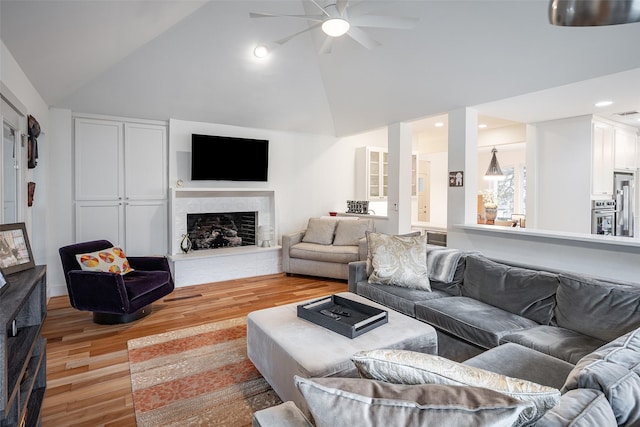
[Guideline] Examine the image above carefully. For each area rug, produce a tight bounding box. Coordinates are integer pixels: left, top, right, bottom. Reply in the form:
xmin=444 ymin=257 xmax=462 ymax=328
xmin=127 ymin=317 xmax=282 ymax=426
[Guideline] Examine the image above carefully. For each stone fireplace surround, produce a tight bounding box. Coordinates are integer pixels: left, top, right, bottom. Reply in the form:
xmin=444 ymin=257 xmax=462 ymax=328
xmin=169 ymin=188 xmax=280 ymax=287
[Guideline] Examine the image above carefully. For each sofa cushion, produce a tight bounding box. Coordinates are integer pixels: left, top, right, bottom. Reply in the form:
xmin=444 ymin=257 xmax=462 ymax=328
xmin=252 ymin=401 xmax=313 ymax=427
xmin=351 ymin=349 xmax=560 ymax=426
xmin=555 ymin=273 xmax=640 ymax=342
xmin=427 ymin=246 xmax=466 ymax=296
xmin=123 ymin=270 xmax=172 ymax=301
xmin=355 ymin=281 xmax=450 ymax=317
xmin=562 ymin=327 xmax=640 ymax=426
xmin=367 ymin=232 xmax=430 ymax=290
xmin=462 ymin=255 xmax=559 ymax=325
xmin=536 ymin=389 xmax=618 ymax=427
xmin=464 ymin=343 xmax=576 ymax=390
xmin=295 ymin=376 xmax=534 ymax=427
xmin=289 ymin=242 xmax=359 ymax=264
xmin=302 ymin=218 xmax=337 ymax=245
xmin=332 ymin=219 xmax=373 ymax=246
xmin=415 ymin=296 xmax=539 ymax=348
xmin=500 ymin=325 xmax=606 ymax=364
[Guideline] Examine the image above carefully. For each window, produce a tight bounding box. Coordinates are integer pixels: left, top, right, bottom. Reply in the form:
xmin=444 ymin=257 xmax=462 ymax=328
xmin=494 ymin=164 xmax=526 ymax=220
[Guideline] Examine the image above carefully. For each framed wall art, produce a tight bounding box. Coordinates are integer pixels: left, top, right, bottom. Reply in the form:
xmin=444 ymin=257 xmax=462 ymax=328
xmin=0 ymin=222 xmax=35 ymax=275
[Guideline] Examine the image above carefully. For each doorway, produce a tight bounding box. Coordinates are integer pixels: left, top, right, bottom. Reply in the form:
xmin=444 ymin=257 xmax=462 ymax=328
xmin=418 ymin=160 xmax=431 ymax=222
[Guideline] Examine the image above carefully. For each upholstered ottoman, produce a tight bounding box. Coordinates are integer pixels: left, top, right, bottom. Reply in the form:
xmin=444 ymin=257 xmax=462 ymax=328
xmin=247 ymin=292 xmax=438 ymax=414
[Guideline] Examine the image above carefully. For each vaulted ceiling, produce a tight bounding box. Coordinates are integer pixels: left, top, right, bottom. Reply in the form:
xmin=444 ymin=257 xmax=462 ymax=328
xmin=2 ymin=0 xmax=640 ymax=136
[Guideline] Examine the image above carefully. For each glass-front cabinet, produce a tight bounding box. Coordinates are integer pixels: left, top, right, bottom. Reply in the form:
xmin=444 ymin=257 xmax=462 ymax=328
xmin=356 ymin=147 xmax=417 ymax=201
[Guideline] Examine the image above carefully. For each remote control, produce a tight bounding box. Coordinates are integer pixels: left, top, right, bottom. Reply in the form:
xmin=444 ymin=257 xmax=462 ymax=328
xmin=331 ymin=309 xmax=351 ymax=317
xmin=320 ymin=309 xmax=341 ymax=320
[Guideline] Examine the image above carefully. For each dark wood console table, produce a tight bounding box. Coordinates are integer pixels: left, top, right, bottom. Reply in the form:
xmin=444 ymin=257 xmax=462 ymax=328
xmin=1 ymin=266 xmax=47 ymax=427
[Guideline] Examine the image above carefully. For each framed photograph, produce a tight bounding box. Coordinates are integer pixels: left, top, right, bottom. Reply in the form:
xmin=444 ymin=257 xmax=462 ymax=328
xmin=0 ymin=222 xmax=35 ymax=275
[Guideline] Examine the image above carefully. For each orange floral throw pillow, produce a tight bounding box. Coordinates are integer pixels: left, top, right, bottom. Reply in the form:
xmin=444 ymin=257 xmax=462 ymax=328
xmin=75 ymin=247 xmax=134 ymax=275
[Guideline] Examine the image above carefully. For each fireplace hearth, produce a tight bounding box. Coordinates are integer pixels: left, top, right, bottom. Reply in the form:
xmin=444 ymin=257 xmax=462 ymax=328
xmin=186 ymin=212 xmax=257 ymax=250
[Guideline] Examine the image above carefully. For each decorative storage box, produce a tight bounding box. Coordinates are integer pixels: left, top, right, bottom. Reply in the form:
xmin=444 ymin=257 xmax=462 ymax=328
xmin=297 ymin=294 xmax=388 ymax=338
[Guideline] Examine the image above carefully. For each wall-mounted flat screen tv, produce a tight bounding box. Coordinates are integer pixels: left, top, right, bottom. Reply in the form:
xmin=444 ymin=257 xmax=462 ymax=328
xmin=191 ymin=134 xmax=269 ymax=181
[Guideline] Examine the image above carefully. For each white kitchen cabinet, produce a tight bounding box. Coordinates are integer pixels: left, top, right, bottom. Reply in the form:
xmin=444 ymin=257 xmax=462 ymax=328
xmin=591 ymin=121 xmax=614 ymax=196
xmin=74 ymin=116 xmax=168 ymax=255
xmin=614 ymin=127 xmax=638 ymax=171
xmin=356 ymin=147 xmax=417 ymax=200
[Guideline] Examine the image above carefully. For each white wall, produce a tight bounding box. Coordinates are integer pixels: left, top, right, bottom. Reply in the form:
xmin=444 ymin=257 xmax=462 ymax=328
xmin=46 ymin=108 xmax=74 ymax=297
xmin=1 ymin=41 xmax=50 ymax=284
xmin=534 ymin=116 xmax=592 ymax=233
xmin=419 ymin=151 xmax=448 ymax=227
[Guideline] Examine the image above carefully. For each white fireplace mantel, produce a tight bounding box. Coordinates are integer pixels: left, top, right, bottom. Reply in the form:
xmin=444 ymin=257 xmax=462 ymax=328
xmin=169 ymin=187 xmax=277 ymax=255
xmin=168 ymin=187 xmax=280 ymax=287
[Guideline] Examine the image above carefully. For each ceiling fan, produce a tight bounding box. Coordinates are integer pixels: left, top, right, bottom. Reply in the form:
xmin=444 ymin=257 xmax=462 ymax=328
xmin=250 ymin=0 xmax=419 ymax=54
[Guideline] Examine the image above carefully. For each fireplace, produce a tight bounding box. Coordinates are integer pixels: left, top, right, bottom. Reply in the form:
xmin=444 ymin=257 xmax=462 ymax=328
xmin=186 ymin=212 xmax=257 ymax=250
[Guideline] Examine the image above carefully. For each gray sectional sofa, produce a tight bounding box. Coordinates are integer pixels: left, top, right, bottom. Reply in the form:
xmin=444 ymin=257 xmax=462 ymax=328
xmin=254 ymin=243 xmax=640 ymax=426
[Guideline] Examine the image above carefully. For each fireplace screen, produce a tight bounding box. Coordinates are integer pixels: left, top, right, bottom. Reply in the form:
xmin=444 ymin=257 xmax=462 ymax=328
xmin=186 ymin=212 xmax=257 ymax=250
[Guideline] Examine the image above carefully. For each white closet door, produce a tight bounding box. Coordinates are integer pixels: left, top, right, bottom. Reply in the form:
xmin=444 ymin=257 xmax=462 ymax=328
xmin=124 ymin=123 xmax=167 ymax=200
xmin=75 ymin=119 xmax=123 ymax=200
xmin=124 ymin=200 xmax=167 ymax=256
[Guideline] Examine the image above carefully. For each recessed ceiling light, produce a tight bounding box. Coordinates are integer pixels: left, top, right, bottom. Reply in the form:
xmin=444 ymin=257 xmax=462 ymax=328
xmin=434 ymin=122 xmax=444 ymax=127
xmin=595 ymin=100 xmax=613 ymax=107
xmin=478 ymin=124 xmax=487 ymax=129
xmin=254 ymin=45 xmax=269 ymax=58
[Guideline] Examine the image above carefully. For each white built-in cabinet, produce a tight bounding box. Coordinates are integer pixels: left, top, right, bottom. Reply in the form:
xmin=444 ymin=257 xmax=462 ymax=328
xmin=591 ymin=120 xmax=614 ymax=196
xmin=74 ymin=117 xmax=168 ymax=256
xmin=356 ymin=147 xmax=417 ymax=200
xmin=614 ymin=127 xmax=638 ymax=171
xmin=591 ymin=118 xmax=639 ymax=196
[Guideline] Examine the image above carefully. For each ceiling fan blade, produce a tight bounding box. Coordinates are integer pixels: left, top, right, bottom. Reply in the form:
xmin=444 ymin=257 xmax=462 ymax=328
xmin=346 ymin=26 xmax=381 ymax=50
xmin=350 ymin=14 xmax=419 ymax=29
xmin=319 ymin=37 xmax=333 ymax=54
xmin=308 ymin=0 xmax=331 ymax=17
xmin=346 ymin=0 xmax=396 ymax=17
xmin=250 ymin=12 xmax=324 ymax=22
xmin=274 ymin=22 xmax=322 ymax=45
xmin=336 ymin=0 xmax=349 ymax=15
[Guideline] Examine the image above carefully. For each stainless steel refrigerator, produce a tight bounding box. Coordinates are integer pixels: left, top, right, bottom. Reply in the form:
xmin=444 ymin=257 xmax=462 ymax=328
xmin=614 ymin=172 xmax=635 ymax=237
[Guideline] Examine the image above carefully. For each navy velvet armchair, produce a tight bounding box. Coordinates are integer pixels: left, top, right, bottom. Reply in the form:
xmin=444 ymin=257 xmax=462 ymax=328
xmin=59 ymin=240 xmax=174 ymax=324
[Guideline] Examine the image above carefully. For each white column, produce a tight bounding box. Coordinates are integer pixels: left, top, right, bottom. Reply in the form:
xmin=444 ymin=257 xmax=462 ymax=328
xmin=447 ymin=108 xmax=478 ymax=230
xmin=525 ymin=124 xmax=537 ymax=228
xmin=387 ymin=122 xmax=413 ymax=234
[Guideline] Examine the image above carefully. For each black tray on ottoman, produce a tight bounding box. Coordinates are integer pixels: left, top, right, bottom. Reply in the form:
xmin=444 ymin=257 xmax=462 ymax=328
xmin=297 ymin=294 xmax=388 ymax=338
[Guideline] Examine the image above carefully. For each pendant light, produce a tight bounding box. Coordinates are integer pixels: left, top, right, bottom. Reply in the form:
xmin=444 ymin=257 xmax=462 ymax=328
xmin=549 ymin=0 xmax=640 ymax=26
xmin=484 ymin=147 xmax=505 ymax=180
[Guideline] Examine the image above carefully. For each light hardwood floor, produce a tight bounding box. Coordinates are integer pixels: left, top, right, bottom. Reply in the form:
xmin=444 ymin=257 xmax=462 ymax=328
xmin=41 ymin=273 xmax=347 ymax=426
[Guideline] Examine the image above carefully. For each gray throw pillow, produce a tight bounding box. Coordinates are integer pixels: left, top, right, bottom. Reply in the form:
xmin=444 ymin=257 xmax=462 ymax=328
xmin=365 ymin=231 xmax=421 ymax=276
xmin=295 ymin=376 xmax=534 ymax=427
xmin=352 ymin=349 xmax=560 ymax=426
xmin=366 ymin=232 xmax=430 ymax=291
xmin=301 ymin=218 xmax=337 ymax=245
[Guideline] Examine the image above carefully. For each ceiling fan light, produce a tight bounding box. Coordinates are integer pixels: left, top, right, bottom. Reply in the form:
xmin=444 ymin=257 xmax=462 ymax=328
xmin=253 ymin=45 xmax=269 ymax=58
xmin=322 ymin=18 xmax=350 ymax=37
